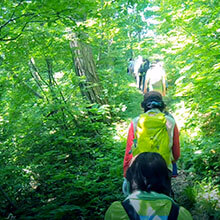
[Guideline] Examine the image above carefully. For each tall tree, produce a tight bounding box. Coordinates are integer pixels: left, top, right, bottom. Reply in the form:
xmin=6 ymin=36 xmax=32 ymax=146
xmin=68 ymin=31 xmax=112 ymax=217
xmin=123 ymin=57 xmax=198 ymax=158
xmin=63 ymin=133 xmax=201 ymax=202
xmin=70 ymin=32 xmax=107 ymax=105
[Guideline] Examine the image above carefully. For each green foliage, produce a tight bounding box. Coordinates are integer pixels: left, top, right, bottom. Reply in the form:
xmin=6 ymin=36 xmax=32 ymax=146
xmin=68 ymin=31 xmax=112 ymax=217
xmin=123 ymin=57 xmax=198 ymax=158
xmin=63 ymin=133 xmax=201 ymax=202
xmin=184 ymin=181 xmax=220 ymax=220
xmin=0 ymin=96 xmax=124 ymax=219
xmin=179 ymin=133 xmax=220 ymax=185
xmin=0 ymin=0 xmax=219 ymax=219
xmin=153 ymin=0 xmax=220 ymax=136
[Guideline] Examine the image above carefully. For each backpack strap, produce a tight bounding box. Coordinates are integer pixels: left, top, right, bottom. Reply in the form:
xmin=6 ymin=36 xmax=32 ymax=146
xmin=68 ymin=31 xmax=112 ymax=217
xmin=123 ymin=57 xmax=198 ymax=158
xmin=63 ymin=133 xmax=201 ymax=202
xmin=121 ymin=199 xmax=140 ymax=220
xmin=168 ymin=202 xmax=179 ymax=220
xmin=122 ymin=199 xmax=179 ymax=220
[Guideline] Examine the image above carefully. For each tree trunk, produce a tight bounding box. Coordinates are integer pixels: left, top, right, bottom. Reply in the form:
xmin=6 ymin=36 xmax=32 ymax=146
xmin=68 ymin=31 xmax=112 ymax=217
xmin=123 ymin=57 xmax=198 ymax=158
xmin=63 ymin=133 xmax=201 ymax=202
xmin=70 ymin=33 xmax=106 ymax=105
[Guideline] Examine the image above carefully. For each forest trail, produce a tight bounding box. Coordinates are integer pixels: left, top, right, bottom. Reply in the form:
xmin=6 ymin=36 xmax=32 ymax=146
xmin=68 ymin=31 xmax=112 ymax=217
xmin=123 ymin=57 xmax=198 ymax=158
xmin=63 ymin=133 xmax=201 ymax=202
xmin=115 ymin=77 xmax=219 ymax=220
xmin=1 ymin=1 xmax=219 ymax=219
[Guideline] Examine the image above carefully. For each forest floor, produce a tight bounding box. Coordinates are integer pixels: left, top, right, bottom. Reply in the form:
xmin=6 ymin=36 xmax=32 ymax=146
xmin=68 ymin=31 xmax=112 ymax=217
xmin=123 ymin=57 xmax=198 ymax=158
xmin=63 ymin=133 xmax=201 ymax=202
xmin=115 ymin=77 xmax=219 ymax=220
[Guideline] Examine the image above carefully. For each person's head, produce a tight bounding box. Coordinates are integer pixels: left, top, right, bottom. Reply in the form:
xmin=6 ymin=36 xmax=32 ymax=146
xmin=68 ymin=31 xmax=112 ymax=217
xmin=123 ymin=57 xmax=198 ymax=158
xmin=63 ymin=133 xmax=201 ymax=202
xmin=141 ymin=91 xmax=165 ymax=112
xmin=126 ymin=152 xmax=171 ymax=196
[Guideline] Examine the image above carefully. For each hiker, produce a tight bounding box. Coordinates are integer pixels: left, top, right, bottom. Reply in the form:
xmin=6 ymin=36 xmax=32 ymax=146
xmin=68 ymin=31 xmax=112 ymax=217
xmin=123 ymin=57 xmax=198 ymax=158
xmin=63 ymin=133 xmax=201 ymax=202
xmin=133 ymin=56 xmax=143 ymax=87
xmin=123 ymin=91 xmax=180 ymax=179
xmin=127 ymin=58 xmax=134 ymax=76
xmin=105 ymin=152 xmax=193 ymax=220
xmin=144 ymin=60 xmax=166 ymax=96
xmin=138 ymin=58 xmax=150 ymax=91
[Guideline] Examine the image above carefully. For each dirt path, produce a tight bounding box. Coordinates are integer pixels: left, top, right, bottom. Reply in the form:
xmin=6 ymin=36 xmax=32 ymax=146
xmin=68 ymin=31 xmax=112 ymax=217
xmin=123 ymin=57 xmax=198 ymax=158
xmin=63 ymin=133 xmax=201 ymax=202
xmin=172 ymin=170 xmax=208 ymax=220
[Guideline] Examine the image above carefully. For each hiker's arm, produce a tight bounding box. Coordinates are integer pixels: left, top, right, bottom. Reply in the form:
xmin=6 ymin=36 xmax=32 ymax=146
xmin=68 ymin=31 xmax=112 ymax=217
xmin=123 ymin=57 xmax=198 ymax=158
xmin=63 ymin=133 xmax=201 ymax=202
xmin=172 ymin=124 xmax=180 ymax=161
xmin=143 ymin=77 xmax=149 ymax=94
xmin=123 ymin=122 xmax=134 ymax=177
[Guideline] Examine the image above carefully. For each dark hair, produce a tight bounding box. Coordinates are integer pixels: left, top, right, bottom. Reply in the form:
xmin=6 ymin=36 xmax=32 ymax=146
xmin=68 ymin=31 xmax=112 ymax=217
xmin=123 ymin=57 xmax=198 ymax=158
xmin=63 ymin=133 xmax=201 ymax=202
xmin=126 ymin=152 xmax=171 ymax=196
xmin=141 ymin=91 xmax=166 ymax=112
xmin=143 ymin=58 xmax=149 ymax=62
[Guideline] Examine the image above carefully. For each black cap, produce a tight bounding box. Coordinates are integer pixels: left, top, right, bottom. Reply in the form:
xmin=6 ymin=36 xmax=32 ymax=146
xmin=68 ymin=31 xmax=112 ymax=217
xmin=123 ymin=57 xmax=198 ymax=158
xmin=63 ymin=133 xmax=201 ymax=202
xmin=141 ymin=91 xmax=164 ymax=111
xmin=143 ymin=91 xmax=162 ymax=103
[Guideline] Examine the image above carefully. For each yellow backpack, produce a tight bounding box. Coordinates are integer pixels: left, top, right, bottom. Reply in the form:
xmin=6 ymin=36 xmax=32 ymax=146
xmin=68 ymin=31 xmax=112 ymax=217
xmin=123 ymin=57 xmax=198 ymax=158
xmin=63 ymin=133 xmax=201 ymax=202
xmin=132 ymin=112 xmax=171 ymax=167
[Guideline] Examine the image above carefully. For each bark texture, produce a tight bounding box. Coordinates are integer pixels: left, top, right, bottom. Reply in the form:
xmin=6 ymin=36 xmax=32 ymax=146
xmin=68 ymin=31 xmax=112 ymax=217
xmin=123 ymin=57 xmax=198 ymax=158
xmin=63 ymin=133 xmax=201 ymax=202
xmin=70 ymin=33 xmax=106 ymax=105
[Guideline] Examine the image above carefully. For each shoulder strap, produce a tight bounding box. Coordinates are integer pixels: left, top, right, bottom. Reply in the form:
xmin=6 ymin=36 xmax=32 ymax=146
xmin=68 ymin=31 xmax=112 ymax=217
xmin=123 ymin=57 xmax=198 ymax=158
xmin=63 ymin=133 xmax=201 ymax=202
xmin=168 ymin=202 xmax=179 ymax=220
xmin=121 ymin=199 xmax=140 ymax=220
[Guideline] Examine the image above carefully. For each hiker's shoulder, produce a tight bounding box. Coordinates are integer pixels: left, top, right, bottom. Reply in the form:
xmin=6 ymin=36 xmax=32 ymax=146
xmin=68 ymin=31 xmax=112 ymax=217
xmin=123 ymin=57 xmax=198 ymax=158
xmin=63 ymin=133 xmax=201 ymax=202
xmin=132 ymin=116 xmax=140 ymax=124
xmin=105 ymin=201 xmax=128 ymax=220
xmin=164 ymin=111 xmax=176 ymax=123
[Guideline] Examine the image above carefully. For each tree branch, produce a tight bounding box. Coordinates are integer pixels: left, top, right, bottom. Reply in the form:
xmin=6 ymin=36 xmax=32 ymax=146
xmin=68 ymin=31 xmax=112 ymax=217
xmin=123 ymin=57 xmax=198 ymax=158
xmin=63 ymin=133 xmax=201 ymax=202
xmin=13 ymin=74 xmax=44 ymax=99
xmin=29 ymin=58 xmax=49 ymax=86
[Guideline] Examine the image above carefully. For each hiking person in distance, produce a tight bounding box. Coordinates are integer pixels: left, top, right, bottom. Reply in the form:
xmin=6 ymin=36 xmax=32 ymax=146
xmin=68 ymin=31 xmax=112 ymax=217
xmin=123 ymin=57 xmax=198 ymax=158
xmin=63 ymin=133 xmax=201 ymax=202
xmin=144 ymin=60 xmax=166 ymax=96
xmin=138 ymin=58 xmax=150 ymax=91
xmin=127 ymin=58 xmax=134 ymax=76
xmin=123 ymin=91 xmax=180 ymax=180
xmin=133 ymin=56 xmax=143 ymax=88
xmin=105 ymin=152 xmax=193 ymax=220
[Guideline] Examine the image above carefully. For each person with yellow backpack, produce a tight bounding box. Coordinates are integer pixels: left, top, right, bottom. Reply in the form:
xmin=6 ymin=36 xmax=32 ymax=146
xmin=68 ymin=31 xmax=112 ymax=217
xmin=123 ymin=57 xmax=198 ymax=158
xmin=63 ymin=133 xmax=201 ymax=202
xmin=123 ymin=91 xmax=180 ymax=180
